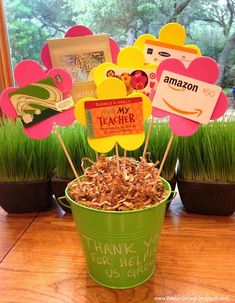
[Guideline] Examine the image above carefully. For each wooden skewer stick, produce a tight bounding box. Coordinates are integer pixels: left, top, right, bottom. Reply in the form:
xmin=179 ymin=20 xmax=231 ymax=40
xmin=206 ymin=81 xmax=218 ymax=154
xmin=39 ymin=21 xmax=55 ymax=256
xmin=156 ymin=133 xmax=174 ymax=179
xmin=142 ymin=117 xmax=154 ymax=160
xmin=54 ymin=125 xmax=81 ymax=189
xmin=95 ymin=151 xmax=99 ymax=162
xmin=115 ymin=142 xmax=120 ymax=171
xmin=123 ymin=149 xmax=127 ymax=179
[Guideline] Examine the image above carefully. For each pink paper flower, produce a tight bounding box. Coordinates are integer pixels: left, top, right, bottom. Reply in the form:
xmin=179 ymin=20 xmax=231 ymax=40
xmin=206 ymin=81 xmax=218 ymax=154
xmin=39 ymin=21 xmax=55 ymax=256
xmin=0 ymin=60 xmax=73 ymax=139
xmin=40 ymin=25 xmax=120 ymax=70
xmin=152 ymin=57 xmax=228 ymax=136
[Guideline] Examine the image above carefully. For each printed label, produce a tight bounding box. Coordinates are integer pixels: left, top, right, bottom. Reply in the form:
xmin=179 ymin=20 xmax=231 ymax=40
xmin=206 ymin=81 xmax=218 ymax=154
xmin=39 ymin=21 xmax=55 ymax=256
xmin=55 ymin=97 xmax=74 ymax=111
xmin=85 ymin=97 xmax=144 ymax=138
xmin=153 ymin=70 xmax=222 ymax=124
xmin=144 ymin=40 xmax=198 ymax=67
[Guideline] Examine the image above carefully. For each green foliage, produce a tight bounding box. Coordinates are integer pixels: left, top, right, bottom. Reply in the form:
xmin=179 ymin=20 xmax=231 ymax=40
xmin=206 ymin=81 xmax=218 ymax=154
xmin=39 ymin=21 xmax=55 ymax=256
xmin=187 ymin=23 xmax=226 ymax=60
xmin=54 ymin=123 xmax=96 ymax=179
xmin=223 ymin=87 xmax=233 ymax=97
xmin=0 ymin=119 xmax=55 ymax=182
xmin=4 ymin=0 xmax=235 ymax=85
xmin=178 ymin=119 xmax=235 ymax=182
xmin=5 ymin=0 xmax=77 ymax=67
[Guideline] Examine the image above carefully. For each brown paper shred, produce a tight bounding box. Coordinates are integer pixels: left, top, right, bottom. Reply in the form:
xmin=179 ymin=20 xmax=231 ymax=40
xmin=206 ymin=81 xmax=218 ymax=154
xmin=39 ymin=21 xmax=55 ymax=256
xmin=68 ymin=155 xmax=168 ymax=211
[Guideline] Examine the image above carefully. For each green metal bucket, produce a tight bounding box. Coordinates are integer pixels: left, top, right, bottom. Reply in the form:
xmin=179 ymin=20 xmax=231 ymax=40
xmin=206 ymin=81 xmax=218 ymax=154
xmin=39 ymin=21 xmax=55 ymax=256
xmin=60 ymin=178 xmax=171 ymax=289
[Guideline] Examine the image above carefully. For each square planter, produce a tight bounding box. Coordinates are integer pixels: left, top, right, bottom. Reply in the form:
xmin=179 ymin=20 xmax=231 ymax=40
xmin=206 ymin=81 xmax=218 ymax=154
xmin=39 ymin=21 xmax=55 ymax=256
xmin=177 ymin=178 xmax=235 ymax=216
xmin=0 ymin=180 xmax=52 ymax=213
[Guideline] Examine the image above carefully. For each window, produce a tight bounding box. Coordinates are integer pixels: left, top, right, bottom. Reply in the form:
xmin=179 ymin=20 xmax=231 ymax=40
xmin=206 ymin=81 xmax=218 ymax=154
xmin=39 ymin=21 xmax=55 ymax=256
xmin=2 ymin=0 xmax=235 ymax=100
xmin=0 ymin=1 xmax=13 ymax=92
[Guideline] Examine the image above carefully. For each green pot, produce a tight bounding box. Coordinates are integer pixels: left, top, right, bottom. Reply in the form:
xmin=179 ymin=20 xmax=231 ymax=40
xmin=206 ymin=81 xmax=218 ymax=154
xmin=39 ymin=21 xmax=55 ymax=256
xmin=59 ymin=178 xmax=171 ymax=289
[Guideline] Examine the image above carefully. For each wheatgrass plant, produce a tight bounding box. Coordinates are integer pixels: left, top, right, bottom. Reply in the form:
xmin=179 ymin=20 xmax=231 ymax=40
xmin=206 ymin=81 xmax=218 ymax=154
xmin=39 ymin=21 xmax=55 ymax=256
xmin=0 ymin=119 xmax=55 ymax=182
xmin=54 ymin=122 xmax=96 ymax=179
xmin=178 ymin=119 xmax=235 ymax=182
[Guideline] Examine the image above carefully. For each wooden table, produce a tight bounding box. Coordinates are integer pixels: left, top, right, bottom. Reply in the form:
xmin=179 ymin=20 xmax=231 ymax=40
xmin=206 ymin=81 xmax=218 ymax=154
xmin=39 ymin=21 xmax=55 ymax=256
xmin=0 ymin=197 xmax=234 ymax=303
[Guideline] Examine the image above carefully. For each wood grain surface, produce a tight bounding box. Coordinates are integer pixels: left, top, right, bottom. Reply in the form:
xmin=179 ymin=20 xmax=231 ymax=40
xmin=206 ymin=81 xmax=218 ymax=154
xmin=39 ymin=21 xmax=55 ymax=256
xmin=0 ymin=208 xmax=37 ymax=262
xmin=0 ymin=198 xmax=234 ymax=303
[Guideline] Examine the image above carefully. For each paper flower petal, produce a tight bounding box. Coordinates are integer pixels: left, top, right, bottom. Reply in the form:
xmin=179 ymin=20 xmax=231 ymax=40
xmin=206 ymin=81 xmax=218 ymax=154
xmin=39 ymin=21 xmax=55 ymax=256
xmin=97 ymin=77 xmax=127 ymax=99
xmin=0 ymin=87 xmax=19 ymax=118
xmin=14 ymin=60 xmax=46 ymax=86
xmin=211 ymin=92 xmax=228 ymax=119
xmin=117 ymin=46 xmax=145 ymax=68
xmin=65 ymin=25 xmax=93 ymax=37
xmin=169 ymin=115 xmax=200 ymax=136
xmin=152 ymin=107 xmax=169 ymax=119
xmin=186 ymin=57 xmax=220 ymax=83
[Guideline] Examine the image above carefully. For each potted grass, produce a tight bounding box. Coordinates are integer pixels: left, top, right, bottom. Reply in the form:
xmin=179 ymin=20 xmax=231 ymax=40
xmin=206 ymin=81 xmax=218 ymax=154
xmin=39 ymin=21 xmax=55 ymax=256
xmin=177 ymin=119 xmax=235 ymax=216
xmin=51 ymin=122 xmax=96 ymax=212
xmin=0 ymin=119 xmax=55 ymax=213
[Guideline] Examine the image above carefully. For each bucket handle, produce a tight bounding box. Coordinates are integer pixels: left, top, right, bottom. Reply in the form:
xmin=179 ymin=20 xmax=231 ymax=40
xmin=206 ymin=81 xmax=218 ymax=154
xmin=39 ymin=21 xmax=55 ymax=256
xmin=57 ymin=196 xmax=71 ymax=209
xmin=167 ymin=191 xmax=177 ymax=204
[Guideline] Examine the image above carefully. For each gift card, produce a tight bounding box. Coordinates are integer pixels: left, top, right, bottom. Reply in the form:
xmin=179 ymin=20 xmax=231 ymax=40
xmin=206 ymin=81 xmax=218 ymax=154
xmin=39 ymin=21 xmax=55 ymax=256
xmin=48 ymin=34 xmax=113 ymax=101
xmin=8 ymin=77 xmax=74 ymax=128
xmin=153 ymin=70 xmax=222 ymax=124
xmin=104 ymin=67 xmax=156 ymax=96
xmin=144 ymin=40 xmax=198 ymax=67
xmin=85 ymin=97 xmax=144 ymax=138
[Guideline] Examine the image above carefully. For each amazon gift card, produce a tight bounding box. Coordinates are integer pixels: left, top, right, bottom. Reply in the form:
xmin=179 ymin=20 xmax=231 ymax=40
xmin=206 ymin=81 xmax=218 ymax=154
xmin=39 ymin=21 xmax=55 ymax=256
xmin=153 ymin=70 xmax=222 ymax=124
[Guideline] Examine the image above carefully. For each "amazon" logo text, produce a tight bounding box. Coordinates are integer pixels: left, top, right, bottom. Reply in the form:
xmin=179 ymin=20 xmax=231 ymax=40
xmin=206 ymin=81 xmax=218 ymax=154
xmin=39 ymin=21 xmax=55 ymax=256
xmin=164 ymin=76 xmax=198 ymax=92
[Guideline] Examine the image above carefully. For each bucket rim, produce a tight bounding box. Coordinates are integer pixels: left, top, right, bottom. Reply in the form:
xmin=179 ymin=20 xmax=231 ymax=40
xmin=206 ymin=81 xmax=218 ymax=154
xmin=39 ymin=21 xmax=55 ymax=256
xmin=65 ymin=177 xmax=171 ymax=214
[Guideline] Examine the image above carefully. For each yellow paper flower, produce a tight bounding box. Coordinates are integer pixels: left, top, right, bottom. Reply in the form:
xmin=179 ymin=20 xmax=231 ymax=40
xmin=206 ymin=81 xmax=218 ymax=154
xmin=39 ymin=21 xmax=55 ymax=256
xmin=93 ymin=46 xmax=156 ymax=96
xmin=134 ymin=22 xmax=201 ymax=66
xmin=75 ymin=77 xmax=152 ymax=153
